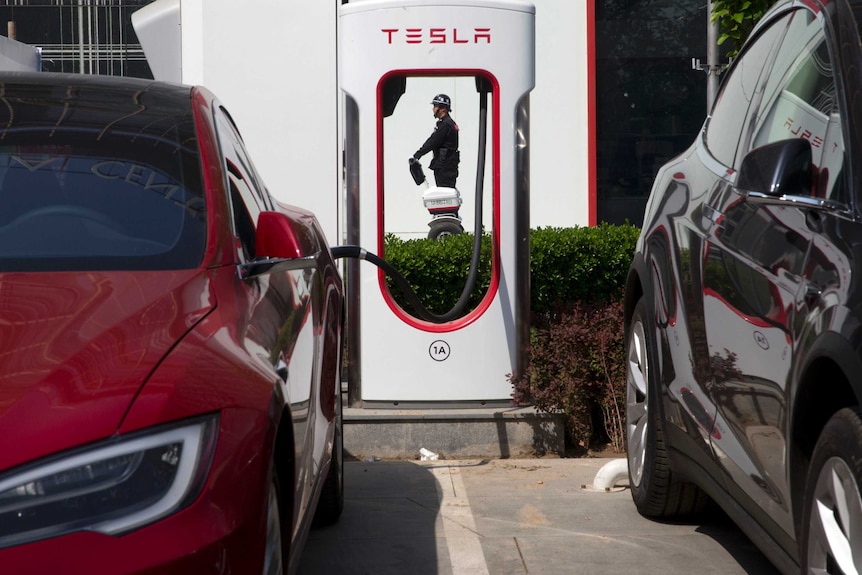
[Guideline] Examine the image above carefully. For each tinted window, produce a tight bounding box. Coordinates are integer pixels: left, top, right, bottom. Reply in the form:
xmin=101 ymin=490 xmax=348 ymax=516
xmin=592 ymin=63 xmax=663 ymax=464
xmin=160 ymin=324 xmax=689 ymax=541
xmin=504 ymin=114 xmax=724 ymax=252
xmin=749 ymin=10 xmax=844 ymax=201
xmin=0 ymin=96 xmax=206 ymax=272
xmin=706 ymin=15 xmax=789 ymax=167
xmin=215 ymin=108 xmax=270 ymax=262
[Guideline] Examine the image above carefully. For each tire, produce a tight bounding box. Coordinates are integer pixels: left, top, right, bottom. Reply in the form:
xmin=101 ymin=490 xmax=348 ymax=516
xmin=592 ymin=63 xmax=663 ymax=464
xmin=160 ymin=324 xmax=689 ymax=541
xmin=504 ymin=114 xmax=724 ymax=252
xmin=626 ymin=297 xmax=709 ymax=517
xmin=801 ymin=407 xmax=862 ymax=574
xmin=427 ymin=220 xmax=463 ymax=240
xmin=263 ymin=468 xmax=286 ymax=575
xmin=312 ymin=388 xmax=344 ymax=527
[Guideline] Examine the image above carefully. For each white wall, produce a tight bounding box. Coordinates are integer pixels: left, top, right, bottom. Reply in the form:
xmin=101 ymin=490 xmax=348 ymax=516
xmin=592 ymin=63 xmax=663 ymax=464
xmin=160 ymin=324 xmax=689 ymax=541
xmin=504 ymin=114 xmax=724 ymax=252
xmin=180 ymin=0 xmax=341 ymax=244
xmin=530 ymin=0 xmax=590 ymax=228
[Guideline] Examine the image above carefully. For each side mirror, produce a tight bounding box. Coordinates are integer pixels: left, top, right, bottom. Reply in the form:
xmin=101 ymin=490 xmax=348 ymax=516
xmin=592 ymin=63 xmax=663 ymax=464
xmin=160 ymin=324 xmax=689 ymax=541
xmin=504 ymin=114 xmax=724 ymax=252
xmin=256 ymin=211 xmax=307 ymax=259
xmin=241 ymin=211 xmax=321 ymax=278
xmin=737 ymin=138 xmax=812 ymax=197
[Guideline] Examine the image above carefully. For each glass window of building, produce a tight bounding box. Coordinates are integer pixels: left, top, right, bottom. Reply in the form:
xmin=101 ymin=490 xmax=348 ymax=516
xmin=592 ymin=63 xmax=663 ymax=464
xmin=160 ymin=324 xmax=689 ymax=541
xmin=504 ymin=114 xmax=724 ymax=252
xmin=596 ymin=0 xmax=718 ymax=226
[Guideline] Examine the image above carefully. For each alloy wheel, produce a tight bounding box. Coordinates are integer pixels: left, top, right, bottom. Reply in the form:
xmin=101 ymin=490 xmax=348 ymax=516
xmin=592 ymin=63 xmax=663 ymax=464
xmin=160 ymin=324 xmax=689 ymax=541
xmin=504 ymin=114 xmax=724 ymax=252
xmin=806 ymin=456 xmax=862 ymax=574
xmin=626 ymin=315 xmax=649 ymax=488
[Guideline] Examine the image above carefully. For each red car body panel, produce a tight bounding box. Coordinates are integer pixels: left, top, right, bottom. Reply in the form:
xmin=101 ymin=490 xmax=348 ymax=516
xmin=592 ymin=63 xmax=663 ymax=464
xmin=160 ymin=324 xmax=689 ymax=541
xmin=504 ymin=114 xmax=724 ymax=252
xmin=4 ymin=408 xmax=271 ymax=575
xmin=0 ymin=74 xmax=343 ymax=574
xmin=0 ymin=269 xmax=214 ymax=471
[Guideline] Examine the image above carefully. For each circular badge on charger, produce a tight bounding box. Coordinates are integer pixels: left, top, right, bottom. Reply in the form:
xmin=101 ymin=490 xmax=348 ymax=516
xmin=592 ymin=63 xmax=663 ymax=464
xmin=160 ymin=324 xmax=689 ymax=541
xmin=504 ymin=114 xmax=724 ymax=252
xmin=429 ymin=340 xmax=451 ymax=361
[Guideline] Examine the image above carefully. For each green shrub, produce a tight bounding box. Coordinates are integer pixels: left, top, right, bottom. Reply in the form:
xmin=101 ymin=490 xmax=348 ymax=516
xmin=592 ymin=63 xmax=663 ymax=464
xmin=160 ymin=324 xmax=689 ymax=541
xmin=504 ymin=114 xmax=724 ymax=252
xmin=382 ymin=232 xmax=492 ymax=316
xmin=711 ymin=0 xmax=776 ymax=58
xmin=530 ymin=223 xmax=639 ymax=315
xmin=382 ymin=223 xmax=639 ymax=317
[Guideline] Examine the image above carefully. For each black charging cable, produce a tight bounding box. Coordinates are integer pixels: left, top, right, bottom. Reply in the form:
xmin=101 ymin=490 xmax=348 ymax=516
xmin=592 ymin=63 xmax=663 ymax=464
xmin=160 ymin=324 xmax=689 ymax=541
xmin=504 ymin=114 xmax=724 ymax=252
xmin=331 ymin=86 xmax=491 ymax=324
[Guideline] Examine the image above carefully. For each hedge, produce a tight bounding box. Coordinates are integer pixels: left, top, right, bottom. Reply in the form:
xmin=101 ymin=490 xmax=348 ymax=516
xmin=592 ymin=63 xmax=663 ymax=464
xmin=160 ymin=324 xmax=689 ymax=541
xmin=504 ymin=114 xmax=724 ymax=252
xmin=383 ymin=223 xmax=639 ymax=317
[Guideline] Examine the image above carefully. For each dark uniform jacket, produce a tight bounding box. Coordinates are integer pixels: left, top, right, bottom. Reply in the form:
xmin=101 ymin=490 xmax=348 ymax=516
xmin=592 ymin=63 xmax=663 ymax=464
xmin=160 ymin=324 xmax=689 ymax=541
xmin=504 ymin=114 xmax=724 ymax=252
xmin=414 ymin=113 xmax=460 ymax=170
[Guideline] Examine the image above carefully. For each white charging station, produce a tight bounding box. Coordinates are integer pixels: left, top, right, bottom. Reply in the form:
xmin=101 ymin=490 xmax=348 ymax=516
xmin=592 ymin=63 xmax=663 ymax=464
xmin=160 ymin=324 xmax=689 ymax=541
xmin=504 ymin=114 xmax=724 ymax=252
xmin=339 ymin=0 xmax=535 ymax=406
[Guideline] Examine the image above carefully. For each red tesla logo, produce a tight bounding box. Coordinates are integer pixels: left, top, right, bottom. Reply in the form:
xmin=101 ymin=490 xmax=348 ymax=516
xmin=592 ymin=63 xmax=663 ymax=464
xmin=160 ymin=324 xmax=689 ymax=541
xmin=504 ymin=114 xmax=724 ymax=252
xmin=381 ymin=28 xmax=491 ymax=44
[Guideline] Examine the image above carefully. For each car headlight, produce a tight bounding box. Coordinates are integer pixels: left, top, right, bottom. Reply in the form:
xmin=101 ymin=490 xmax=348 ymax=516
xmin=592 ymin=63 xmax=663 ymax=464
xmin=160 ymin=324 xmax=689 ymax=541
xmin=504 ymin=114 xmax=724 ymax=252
xmin=0 ymin=415 xmax=218 ymax=549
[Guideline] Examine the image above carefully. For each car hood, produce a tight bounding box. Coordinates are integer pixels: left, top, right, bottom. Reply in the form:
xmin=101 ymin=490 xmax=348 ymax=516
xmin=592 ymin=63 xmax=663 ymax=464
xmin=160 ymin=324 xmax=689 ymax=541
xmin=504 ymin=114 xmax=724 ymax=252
xmin=0 ymin=269 xmax=214 ymax=471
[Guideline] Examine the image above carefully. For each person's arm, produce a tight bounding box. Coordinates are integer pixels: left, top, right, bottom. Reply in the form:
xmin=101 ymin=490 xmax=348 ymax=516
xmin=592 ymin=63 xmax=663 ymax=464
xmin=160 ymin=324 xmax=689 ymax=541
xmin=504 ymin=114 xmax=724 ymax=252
xmin=413 ymin=122 xmax=449 ymax=159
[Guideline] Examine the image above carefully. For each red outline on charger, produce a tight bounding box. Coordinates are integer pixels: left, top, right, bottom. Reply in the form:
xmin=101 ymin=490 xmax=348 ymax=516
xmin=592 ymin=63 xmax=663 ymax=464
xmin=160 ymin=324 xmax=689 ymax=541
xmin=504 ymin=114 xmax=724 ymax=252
xmin=376 ymin=69 xmax=501 ymax=333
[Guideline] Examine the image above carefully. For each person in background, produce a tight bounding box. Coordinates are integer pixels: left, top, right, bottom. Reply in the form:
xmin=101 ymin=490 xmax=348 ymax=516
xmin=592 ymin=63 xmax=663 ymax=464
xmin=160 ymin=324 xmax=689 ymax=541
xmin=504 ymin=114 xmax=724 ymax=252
xmin=411 ymin=94 xmax=460 ymax=187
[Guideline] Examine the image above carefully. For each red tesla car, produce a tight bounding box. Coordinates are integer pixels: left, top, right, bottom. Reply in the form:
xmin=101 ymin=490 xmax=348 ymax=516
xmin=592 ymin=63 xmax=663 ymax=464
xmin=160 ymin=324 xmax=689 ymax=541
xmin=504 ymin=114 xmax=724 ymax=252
xmin=0 ymin=72 xmax=344 ymax=574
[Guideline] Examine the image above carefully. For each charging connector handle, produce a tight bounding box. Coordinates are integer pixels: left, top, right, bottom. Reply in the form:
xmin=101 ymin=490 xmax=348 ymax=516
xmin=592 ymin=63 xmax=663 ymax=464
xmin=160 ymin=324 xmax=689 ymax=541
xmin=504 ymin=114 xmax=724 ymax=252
xmin=330 ymin=245 xmax=469 ymax=324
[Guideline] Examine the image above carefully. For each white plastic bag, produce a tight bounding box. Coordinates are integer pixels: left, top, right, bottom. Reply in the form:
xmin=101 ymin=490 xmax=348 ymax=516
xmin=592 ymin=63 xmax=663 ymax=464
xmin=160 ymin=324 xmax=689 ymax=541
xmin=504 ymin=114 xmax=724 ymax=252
xmin=419 ymin=447 xmax=439 ymax=461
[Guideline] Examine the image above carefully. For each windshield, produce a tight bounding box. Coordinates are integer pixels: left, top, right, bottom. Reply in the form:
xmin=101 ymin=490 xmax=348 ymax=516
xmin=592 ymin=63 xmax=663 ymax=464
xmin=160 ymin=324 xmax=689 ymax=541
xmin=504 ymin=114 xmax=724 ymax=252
xmin=0 ymin=81 xmax=206 ymax=273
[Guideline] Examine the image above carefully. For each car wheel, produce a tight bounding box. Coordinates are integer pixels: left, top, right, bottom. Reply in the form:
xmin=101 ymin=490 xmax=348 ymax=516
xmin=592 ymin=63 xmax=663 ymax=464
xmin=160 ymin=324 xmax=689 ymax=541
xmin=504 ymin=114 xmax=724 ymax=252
xmin=263 ymin=469 xmax=286 ymax=575
xmin=427 ymin=220 xmax=463 ymax=240
xmin=626 ymin=296 xmax=708 ymax=517
xmin=801 ymin=407 xmax=862 ymax=574
xmin=313 ymin=387 xmax=344 ymax=527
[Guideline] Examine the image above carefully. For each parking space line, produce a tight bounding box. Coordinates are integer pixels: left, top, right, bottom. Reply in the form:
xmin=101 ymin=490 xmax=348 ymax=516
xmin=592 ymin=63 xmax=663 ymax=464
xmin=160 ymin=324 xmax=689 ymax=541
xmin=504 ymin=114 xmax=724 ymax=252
xmin=429 ymin=465 xmax=490 ymax=575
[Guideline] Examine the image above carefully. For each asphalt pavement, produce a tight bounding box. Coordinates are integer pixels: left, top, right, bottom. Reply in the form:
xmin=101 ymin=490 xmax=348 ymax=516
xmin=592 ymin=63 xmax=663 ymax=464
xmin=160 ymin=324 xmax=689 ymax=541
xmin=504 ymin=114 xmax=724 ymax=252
xmin=298 ymin=457 xmax=780 ymax=575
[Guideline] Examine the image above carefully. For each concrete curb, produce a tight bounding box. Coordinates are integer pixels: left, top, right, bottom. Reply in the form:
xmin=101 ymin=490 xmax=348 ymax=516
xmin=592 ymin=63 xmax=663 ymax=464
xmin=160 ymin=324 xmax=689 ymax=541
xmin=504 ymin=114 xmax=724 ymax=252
xmin=344 ymin=405 xmax=565 ymax=459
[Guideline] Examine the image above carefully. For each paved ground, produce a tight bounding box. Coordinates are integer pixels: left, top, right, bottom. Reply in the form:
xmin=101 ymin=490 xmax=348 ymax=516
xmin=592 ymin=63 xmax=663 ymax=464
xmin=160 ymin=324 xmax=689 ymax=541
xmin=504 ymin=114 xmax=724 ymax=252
xmin=298 ymin=457 xmax=781 ymax=574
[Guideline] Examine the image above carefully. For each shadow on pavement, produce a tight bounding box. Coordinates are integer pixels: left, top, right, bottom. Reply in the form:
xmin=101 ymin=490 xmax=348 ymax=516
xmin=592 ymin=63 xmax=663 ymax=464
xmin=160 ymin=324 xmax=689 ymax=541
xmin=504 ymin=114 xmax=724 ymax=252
xmin=298 ymin=460 xmax=443 ymax=574
xmin=298 ymin=458 xmax=782 ymax=575
xmin=694 ymin=511 xmax=782 ymax=575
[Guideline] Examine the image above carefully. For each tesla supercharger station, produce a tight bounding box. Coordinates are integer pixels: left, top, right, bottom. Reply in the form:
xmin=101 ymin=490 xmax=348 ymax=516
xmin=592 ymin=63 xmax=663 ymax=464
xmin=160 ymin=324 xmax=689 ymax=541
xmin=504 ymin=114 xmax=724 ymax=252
xmin=339 ymin=0 xmax=535 ymax=406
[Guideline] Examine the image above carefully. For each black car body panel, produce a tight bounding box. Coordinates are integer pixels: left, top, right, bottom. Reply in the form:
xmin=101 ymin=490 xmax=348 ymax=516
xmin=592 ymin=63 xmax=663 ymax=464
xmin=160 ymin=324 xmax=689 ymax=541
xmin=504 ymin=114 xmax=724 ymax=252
xmin=625 ymin=1 xmax=862 ymax=573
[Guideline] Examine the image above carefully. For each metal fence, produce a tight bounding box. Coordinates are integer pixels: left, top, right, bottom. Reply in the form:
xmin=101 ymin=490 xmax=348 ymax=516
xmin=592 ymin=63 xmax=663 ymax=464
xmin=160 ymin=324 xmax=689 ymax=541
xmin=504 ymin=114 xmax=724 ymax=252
xmin=0 ymin=0 xmax=154 ymax=77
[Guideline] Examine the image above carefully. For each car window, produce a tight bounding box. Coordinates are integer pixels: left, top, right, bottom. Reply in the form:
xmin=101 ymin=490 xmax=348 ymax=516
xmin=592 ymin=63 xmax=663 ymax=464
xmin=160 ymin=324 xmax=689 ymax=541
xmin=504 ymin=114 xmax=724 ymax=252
xmin=706 ymin=14 xmax=790 ymax=167
xmin=748 ymin=9 xmax=845 ymax=202
xmin=216 ymin=108 xmax=271 ymax=208
xmin=215 ymin=107 xmax=268 ymax=261
xmin=0 ymin=126 xmax=206 ymax=272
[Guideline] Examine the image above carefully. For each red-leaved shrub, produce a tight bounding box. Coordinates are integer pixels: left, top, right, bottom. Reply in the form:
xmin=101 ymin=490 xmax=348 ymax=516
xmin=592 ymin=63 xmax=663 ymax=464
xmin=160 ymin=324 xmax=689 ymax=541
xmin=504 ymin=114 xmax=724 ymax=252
xmin=511 ymin=300 xmax=626 ymax=454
